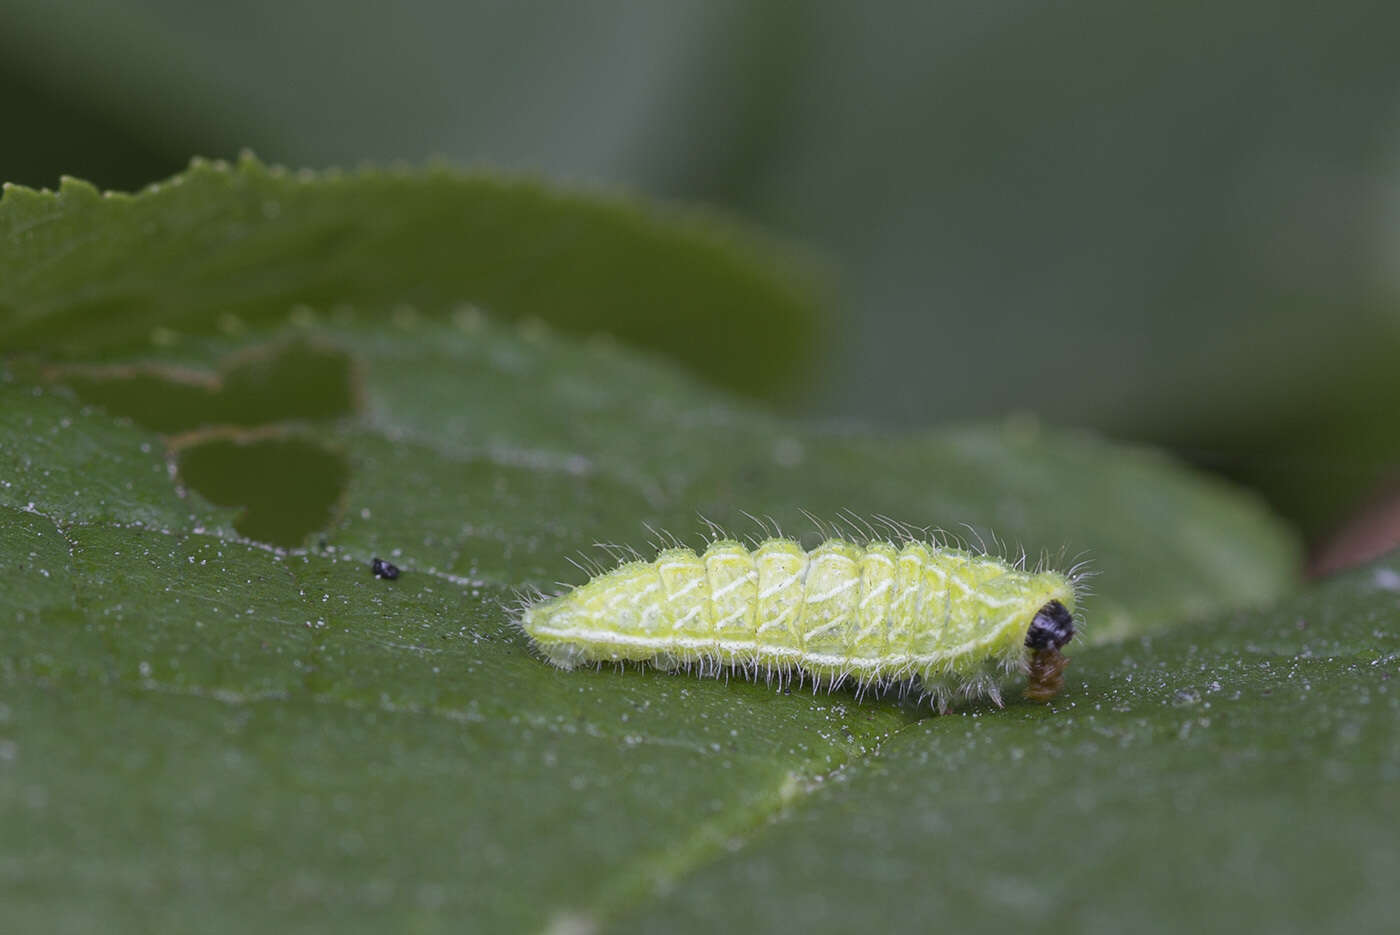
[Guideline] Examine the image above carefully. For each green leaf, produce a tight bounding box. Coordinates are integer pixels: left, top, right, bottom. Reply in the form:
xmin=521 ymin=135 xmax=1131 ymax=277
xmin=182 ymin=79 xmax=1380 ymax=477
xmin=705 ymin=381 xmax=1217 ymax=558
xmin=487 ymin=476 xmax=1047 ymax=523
xmin=2 ymin=301 xmax=1299 ymax=932
xmin=611 ymin=555 xmax=1400 ymax=935
xmin=0 ymin=155 xmax=822 ymax=400
xmin=7 ymin=3 xmax=1400 ymax=538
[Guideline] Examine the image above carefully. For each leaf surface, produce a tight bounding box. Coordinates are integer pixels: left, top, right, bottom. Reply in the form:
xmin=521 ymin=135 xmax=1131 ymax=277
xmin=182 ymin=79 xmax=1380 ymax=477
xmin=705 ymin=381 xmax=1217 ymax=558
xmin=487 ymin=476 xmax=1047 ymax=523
xmin=0 ymin=156 xmax=821 ymax=400
xmin=613 ymin=556 xmax=1400 ymax=934
xmin=0 ymin=166 xmax=1309 ymax=933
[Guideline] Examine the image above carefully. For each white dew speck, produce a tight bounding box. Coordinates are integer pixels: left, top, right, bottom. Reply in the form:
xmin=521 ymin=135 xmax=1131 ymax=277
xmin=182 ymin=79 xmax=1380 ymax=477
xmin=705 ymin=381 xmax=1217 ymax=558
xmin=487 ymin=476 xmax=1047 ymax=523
xmin=1372 ymin=567 xmax=1400 ymax=592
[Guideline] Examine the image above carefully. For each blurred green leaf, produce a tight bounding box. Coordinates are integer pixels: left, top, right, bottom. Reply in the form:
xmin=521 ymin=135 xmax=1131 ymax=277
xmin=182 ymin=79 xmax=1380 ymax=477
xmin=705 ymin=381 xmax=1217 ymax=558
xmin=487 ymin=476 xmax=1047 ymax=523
xmin=5 ymin=0 xmax=1400 ymax=537
xmin=3 ymin=309 xmax=1297 ymax=929
xmin=0 ymin=155 xmax=822 ymax=400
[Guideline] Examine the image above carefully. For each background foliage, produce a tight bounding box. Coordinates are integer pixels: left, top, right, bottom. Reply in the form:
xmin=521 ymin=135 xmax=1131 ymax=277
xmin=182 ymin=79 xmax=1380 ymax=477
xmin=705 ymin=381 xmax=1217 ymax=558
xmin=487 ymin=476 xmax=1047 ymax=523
xmin=3 ymin=3 xmax=1399 ymax=932
xmin=5 ymin=0 xmax=1400 ymax=537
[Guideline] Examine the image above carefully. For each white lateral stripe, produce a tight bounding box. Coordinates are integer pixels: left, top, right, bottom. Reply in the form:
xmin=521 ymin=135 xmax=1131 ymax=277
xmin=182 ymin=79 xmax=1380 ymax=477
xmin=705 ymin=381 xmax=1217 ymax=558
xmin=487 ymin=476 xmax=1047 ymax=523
xmin=758 ymin=570 xmax=803 ymax=599
xmin=710 ymin=572 xmax=756 ymax=600
xmin=802 ymin=617 xmax=848 ymax=640
xmin=755 ymin=613 xmax=793 ymax=633
xmin=604 ymin=580 xmax=657 ymax=610
xmin=890 ymin=584 xmax=917 ymax=607
xmin=805 ymin=577 xmax=857 ymax=604
xmin=858 ymin=579 xmax=892 ymax=608
xmin=528 ymin=626 xmax=1017 ymax=671
xmin=714 ymin=608 xmax=748 ymax=629
xmin=666 ymin=577 xmax=705 ymax=602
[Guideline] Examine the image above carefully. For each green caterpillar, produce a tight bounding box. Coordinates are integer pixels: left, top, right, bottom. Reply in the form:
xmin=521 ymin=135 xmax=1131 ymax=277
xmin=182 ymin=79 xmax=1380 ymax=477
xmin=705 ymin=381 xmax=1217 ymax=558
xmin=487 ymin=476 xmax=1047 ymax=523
xmin=519 ymin=535 xmax=1080 ymax=712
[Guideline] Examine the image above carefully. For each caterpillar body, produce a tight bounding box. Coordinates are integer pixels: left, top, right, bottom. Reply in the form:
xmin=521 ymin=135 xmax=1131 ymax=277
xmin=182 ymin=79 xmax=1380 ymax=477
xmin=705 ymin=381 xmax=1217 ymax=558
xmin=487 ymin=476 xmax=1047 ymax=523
xmin=520 ymin=535 xmax=1080 ymax=712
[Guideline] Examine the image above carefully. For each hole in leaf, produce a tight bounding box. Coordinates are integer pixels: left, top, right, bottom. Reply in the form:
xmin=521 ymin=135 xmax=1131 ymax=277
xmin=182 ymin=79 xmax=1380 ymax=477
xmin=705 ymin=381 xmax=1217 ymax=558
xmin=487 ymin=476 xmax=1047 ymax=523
xmin=46 ymin=339 xmax=358 ymax=434
xmin=177 ymin=435 xmax=349 ymax=547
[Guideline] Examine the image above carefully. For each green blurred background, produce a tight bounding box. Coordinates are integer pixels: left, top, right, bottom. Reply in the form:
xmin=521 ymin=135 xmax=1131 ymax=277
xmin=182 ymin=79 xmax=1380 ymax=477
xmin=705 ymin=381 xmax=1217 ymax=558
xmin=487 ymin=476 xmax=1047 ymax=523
xmin=6 ymin=0 xmax=1400 ymax=548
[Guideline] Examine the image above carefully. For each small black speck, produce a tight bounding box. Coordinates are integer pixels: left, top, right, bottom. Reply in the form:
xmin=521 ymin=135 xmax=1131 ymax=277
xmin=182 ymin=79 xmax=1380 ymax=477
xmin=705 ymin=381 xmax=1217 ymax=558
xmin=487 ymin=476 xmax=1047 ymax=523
xmin=371 ymin=557 xmax=400 ymax=580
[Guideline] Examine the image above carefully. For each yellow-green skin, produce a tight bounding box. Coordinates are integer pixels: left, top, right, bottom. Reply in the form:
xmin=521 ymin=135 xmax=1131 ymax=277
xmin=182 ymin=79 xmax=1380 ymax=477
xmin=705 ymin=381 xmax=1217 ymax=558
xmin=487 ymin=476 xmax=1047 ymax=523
xmin=521 ymin=538 xmax=1075 ymax=709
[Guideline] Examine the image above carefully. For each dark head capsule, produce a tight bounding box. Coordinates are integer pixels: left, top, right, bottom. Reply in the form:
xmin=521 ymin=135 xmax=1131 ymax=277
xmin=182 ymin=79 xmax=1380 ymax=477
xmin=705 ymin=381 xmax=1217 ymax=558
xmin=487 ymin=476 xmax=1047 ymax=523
xmin=370 ymin=557 xmax=400 ymax=580
xmin=1025 ymin=600 xmax=1075 ymax=651
xmin=1024 ymin=599 xmax=1075 ymax=703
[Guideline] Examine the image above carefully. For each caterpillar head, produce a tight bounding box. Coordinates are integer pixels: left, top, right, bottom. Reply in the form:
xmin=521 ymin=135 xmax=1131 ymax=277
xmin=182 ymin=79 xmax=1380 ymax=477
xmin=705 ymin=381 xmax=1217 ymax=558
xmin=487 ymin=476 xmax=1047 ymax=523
xmin=1024 ymin=599 xmax=1075 ymax=703
xmin=1025 ymin=599 xmax=1075 ymax=652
